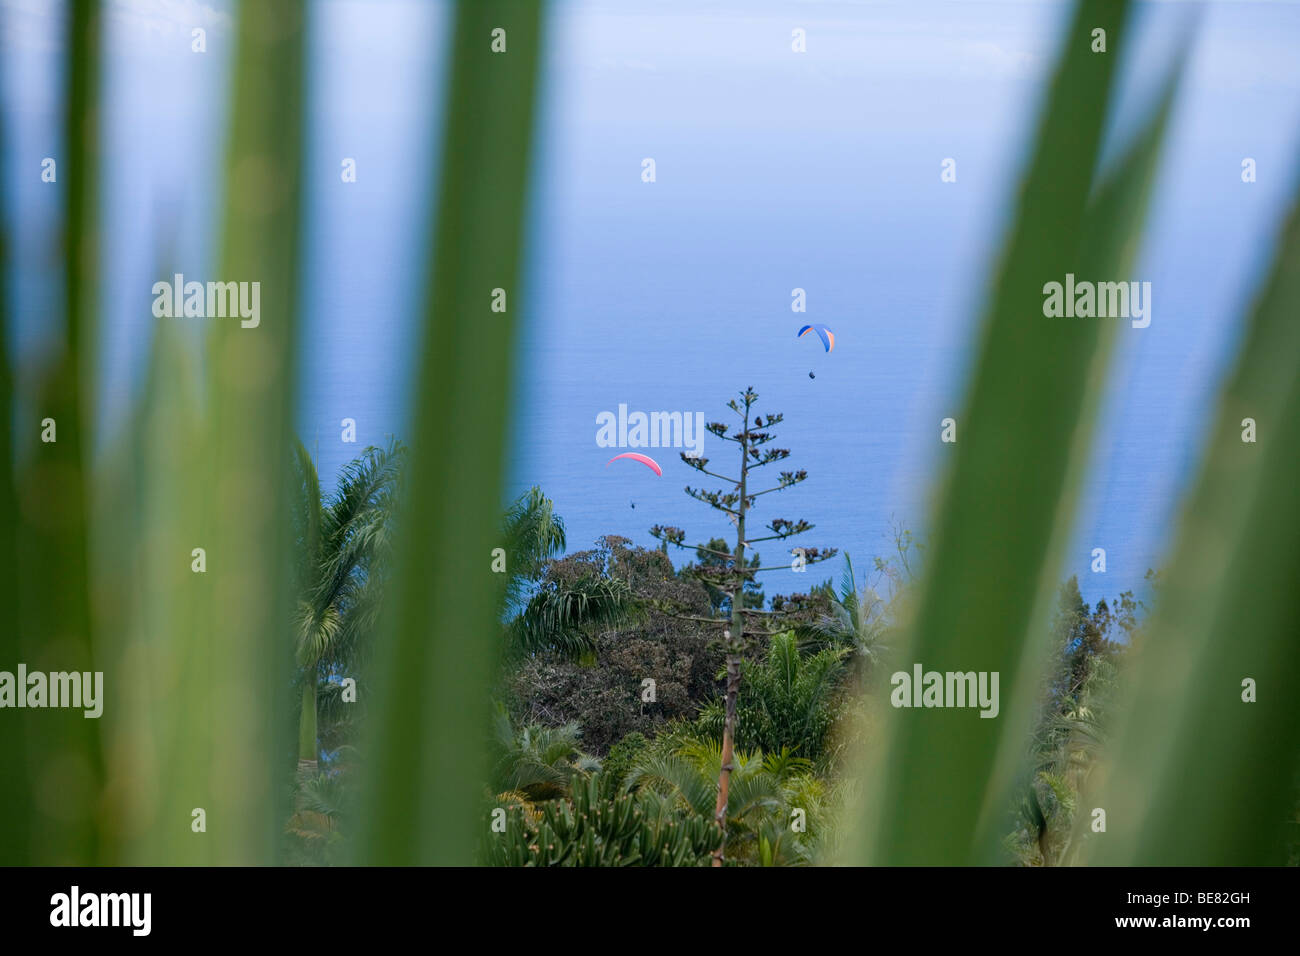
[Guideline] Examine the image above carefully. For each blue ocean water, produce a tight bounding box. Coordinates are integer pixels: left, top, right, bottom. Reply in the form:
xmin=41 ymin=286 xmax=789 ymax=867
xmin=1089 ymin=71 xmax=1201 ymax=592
xmin=5 ymin=1 xmax=1299 ymax=610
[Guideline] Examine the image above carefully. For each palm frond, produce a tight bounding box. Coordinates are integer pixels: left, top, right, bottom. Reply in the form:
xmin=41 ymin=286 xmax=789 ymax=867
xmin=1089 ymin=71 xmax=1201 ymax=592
xmin=509 ymin=575 xmax=637 ymax=660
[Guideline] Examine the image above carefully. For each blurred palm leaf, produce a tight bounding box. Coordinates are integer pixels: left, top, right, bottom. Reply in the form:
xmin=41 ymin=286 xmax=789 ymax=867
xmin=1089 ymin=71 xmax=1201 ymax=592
xmin=1087 ymin=181 xmax=1300 ymax=865
xmin=0 ymin=28 xmax=26 ymax=864
xmin=358 ymin=0 xmax=546 ymax=864
xmin=94 ymin=0 xmax=307 ymax=864
xmin=1 ymin=0 xmax=104 ymax=865
xmin=843 ymin=0 xmax=1186 ymax=864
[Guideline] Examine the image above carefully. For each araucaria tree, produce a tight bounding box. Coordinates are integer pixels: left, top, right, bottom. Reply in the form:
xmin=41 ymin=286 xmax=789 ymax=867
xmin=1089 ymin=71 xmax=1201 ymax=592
xmin=650 ymin=386 xmax=835 ymax=865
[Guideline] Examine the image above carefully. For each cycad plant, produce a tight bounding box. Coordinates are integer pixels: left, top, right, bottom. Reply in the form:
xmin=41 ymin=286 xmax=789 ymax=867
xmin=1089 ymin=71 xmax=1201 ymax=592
xmin=626 ymin=738 xmax=819 ymax=865
xmin=485 ymin=775 xmax=721 ymax=867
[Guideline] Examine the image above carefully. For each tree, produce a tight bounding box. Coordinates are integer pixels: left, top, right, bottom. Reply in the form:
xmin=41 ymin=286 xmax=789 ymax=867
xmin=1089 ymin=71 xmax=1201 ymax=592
xmin=1045 ymin=575 xmax=1133 ymax=719
xmin=290 ymin=439 xmax=404 ymax=769
xmin=500 ymin=485 xmax=567 ymax=620
xmin=686 ymin=537 xmax=764 ymax=613
xmin=504 ymin=538 xmax=721 ymax=753
xmin=695 ymin=630 xmax=846 ymax=762
xmin=510 ymin=575 xmax=636 ymax=661
xmin=802 ymin=553 xmax=887 ymax=665
xmin=488 ymin=702 xmax=599 ymax=802
xmin=500 ymin=491 xmax=640 ymax=662
xmin=650 ymin=386 xmax=835 ymax=865
xmin=505 ymin=527 xmax=640 ymax=663
xmin=1010 ymin=576 xmax=1139 ymax=865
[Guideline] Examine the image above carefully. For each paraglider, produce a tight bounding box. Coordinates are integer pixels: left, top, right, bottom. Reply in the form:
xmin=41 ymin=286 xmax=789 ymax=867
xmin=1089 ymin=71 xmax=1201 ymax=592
xmin=606 ymin=452 xmax=662 ymax=476
xmin=797 ymin=323 xmax=835 ymax=352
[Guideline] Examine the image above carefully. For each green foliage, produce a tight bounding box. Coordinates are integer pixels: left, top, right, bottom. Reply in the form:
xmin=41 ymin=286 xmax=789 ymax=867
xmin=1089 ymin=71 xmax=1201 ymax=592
xmin=501 ymin=488 xmax=641 ymax=663
xmin=800 ymin=552 xmax=896 ymax=667
xmin=0 ymin=43 xmax=19 ymax=863
xmin=501 ymin=485 xmax=567 ymax=618
xmin=625 ymin=736 xmax=822 ymax=865
xmin=284 ymin=769 xmax=356 ymax=867
xmin=0 ymin=0 xmax=105 ymax=864
xmin=651 ymin=386 xmax=837 ymax=862
xmin=316 ymin=679 xmax=366 ymax=756
xmin=291 ymin=440 xmax=404 ymax=762
xmin=600 ymin=732 xmax=650 ymax=796
xmin=484 ymin=776 xmax=720 ymax=867
xmin=1287 ymin=767 xmax=1300 ymax=867
xmin=696 ymin=631 xmax=847 ymax=762
xmin=8 ymin=0 xmax=1297 ymax=871
xmin=510 ymin=574 xmax=637 ymax=662
xmin=1009 ymin=607 xmax=1124 ymax=867
xmin=50 ymin=0 xmax=308 ymax=865
xmin=489 ymin=703 xmax=600 ymax=801
xmin=505 ymin=538 xmax=722 ymax=753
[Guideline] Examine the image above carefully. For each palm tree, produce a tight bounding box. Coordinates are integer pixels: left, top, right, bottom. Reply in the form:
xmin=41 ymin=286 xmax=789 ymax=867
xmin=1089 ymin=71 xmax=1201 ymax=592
xmin=500 ymin=489 xmax=638 ymax=661
xmin=802 ymin=553 xmax=889 ymax=667
xmin=291 ymin=439 xmax=405 ymax=770
xmin=500 ymin=485 xmax=567 ymax=619
xmin=509 ymin=575 xmax=636 ymax=661
xmin=696 ymin=630 xmax=846 ymax=761
xmin=488 ymin=702 xmax=599 ymax=801
xmin=1016 ymin=654 xmax=1117 ymax=866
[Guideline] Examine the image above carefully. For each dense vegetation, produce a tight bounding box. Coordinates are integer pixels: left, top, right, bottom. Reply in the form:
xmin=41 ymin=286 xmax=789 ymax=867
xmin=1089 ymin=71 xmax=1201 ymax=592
xmin=282 ymin=391 xmax=1197 ymax=867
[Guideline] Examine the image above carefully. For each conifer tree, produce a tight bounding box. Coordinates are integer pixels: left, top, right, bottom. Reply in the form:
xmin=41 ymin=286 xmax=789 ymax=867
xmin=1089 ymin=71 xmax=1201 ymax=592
xmin=650 ymin=386 xmax=836 ymax=865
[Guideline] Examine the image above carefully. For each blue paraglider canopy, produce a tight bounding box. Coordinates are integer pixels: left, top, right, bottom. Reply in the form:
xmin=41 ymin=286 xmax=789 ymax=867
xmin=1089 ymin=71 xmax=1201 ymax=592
xmin=797 ymin=324 xmax=835 ymax=352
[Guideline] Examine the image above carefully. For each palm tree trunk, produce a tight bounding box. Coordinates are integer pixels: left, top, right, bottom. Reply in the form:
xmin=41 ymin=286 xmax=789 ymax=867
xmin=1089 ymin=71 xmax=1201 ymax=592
xmin=298 ymin=677 xmax=318 ymax=770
